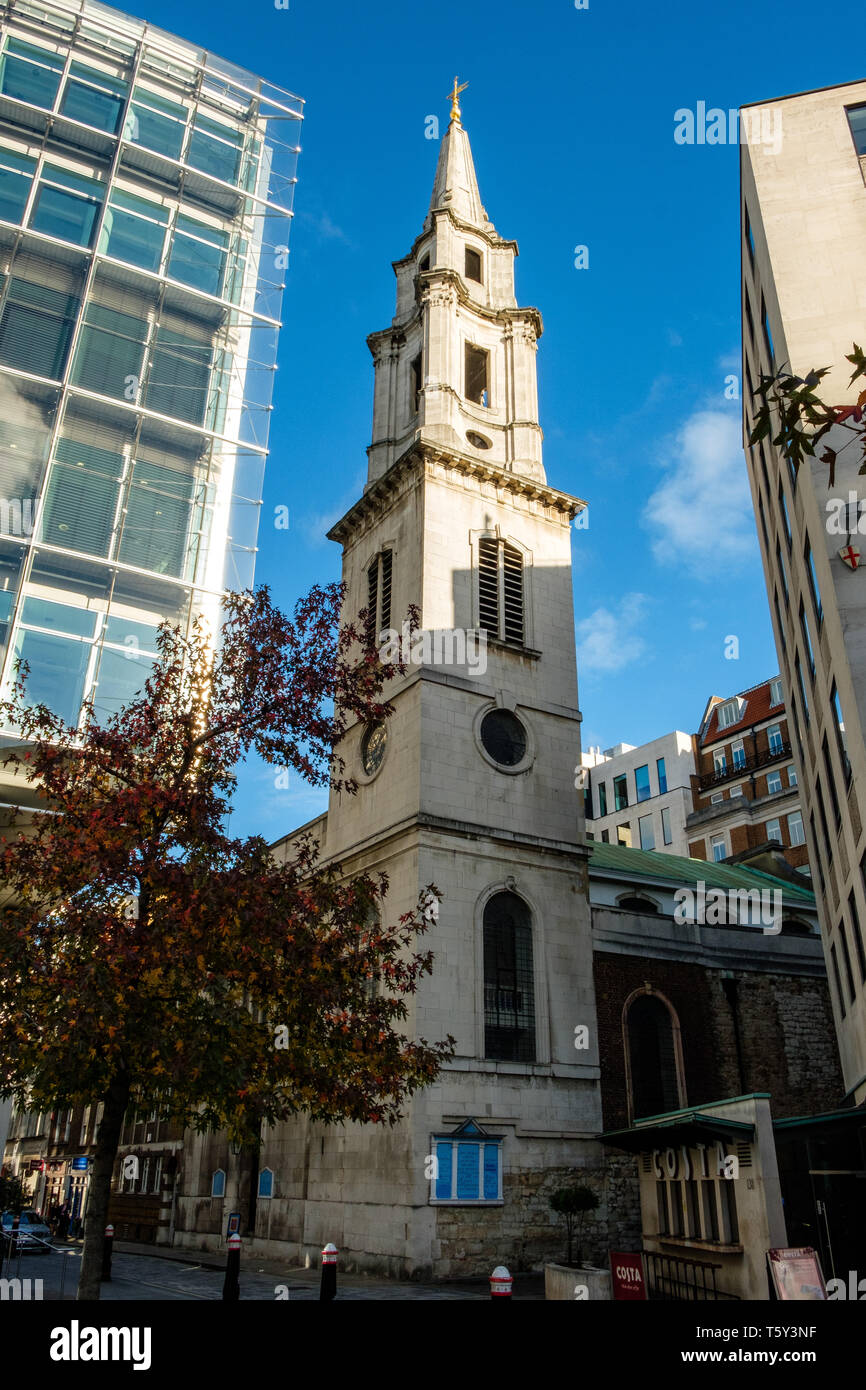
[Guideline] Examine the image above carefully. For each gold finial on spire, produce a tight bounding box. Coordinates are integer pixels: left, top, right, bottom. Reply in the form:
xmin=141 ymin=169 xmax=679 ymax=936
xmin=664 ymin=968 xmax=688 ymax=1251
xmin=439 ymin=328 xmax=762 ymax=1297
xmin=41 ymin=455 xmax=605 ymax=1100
xmin=449 ymin=76 xmax=468 ymax=123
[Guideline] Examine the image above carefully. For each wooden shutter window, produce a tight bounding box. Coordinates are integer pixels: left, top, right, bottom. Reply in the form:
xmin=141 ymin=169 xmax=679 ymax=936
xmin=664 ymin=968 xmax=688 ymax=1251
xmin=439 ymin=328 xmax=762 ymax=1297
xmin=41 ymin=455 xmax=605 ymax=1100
xmin=478 ymin=537 xmax=499 ymax=635
xmin=478 ymin=537 xmax=524 ymax=646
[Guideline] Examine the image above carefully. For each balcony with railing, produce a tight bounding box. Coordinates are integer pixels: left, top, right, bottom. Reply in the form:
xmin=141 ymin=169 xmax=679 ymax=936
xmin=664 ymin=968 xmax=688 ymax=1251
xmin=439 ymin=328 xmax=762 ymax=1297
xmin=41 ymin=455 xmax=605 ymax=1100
xmin=698 ymin=740 xmax=791 ymax=792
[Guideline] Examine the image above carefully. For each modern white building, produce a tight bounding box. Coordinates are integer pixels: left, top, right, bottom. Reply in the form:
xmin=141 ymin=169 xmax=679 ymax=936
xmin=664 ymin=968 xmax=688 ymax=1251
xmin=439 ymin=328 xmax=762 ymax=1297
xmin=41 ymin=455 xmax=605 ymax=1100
xmin=741 ymin=79 xmax=866 ymax=1105
xmin=582 ymin=732 xmax=695 ymax=858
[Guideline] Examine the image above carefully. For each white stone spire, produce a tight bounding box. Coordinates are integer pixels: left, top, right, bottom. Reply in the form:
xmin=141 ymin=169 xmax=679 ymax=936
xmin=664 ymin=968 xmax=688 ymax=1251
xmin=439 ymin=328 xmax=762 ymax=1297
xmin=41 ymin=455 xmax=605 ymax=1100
xmin=365 ymin=86 xmax=545 ymax=484
xmin=428 ymin=110 xmax=490 ymax=231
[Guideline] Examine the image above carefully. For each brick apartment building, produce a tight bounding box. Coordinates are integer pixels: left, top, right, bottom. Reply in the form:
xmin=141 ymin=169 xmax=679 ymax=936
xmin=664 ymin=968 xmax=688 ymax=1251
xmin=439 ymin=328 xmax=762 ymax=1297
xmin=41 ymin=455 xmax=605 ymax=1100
xmin=685 ymin=677 xmax=810 ymax=875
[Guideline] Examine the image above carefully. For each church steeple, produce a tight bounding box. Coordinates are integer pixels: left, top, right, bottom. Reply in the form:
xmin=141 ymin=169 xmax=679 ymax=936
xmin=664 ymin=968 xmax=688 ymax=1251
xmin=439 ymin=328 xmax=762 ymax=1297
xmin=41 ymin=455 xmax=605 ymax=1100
xmin=365 ymin=88 xmax=545 ymax=486
xmin=427 ymin=80 xmax=490 ymax=231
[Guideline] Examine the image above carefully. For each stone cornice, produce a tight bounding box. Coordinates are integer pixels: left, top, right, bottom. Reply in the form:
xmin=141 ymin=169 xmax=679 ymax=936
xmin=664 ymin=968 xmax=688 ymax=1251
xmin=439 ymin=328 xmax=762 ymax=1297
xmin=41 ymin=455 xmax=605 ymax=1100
xmin=366 ymin=270 xmax=543 ymax=358
xmin=327 ymin=443 xmax=586 ymax=545
xmin=392 ymin=207 xmax=519 ymax=271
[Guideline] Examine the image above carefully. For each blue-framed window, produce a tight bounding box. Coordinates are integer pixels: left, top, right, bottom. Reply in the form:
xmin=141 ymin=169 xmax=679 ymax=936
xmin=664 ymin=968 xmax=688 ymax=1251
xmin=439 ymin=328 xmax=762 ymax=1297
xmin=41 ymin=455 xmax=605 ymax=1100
xmin=0 ymin=38 xmax=63 ymax=110
xmin=761 ymin=295 xmax=775 ymax=362
xmin=0 ymin=149 xmax=36 ymax=225
xmin=167 ymin=215 xmax=229 ymax=298
xmin=804 ymin=538 xmax=823 ymax=627
xmin=656 ymin=757 xmax=667 ymax=794
xmin=60 ymin=62 xmax=128 ymax=133
xmin=211 ymin=1169 xmax=225 ymax=1197
xmin=258 ymin=1168 xmax=273 ymax=1198
xmin=12 ymin=598 xmax=97 ymax=727
xmin=431 ymin=1120 xmax=502 ymax=1203
xmin=29 ymin=164 xmax=104 ymax=247
xmin=99 ymin=189 xmax=169 ymax=273
xmin=187 ymin=112 xmax=243 ymax=184
xmin=847 ymin=104 xmax=866 ymax=158
xmin=126 ymin=86 xmax=187 ymax=161
xmin=744 ymin=205 xmax=756 ymax=264
xmin=634 ymin=763 xmax=651 ymax=802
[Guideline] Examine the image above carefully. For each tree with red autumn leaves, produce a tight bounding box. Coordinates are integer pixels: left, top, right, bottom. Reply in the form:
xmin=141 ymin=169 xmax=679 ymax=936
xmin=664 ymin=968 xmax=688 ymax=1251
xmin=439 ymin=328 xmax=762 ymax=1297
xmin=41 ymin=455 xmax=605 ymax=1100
xmin=0 ymin=584 xmax=453 ymax=1300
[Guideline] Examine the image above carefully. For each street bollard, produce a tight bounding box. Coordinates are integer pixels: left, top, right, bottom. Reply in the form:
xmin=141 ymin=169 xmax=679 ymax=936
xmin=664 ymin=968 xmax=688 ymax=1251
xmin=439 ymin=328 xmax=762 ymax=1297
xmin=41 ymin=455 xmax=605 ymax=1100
xmin=490 ymin=1264 xmax=513 ymax=1299
xmin=320 ymin=1242 xmax=338 ymax=1301
xmin=101 ymin=1224 xmax=114 ymax=1282
xmin=222 ymin=1232 xmax=241 ymax=1301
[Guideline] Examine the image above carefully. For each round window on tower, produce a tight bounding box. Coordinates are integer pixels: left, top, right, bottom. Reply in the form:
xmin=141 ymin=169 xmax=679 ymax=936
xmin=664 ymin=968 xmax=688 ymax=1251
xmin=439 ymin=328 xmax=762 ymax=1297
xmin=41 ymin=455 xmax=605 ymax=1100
xmin=479 ymin=709 xmax=527 ymax=768
xmin=466 ymin=430 xmax=491 ymax=450
xmin=360 ymin=722 xmax=387 ymax=778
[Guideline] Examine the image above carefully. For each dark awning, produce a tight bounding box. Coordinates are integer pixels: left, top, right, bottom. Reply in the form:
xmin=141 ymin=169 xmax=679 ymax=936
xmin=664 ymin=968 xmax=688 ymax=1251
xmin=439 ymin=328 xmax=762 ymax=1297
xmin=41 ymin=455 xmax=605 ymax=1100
xmin=774 ymin=1107 xmax=866 ymax=1136
xmin=600 ymin=1111 xmax=756 ymax=1153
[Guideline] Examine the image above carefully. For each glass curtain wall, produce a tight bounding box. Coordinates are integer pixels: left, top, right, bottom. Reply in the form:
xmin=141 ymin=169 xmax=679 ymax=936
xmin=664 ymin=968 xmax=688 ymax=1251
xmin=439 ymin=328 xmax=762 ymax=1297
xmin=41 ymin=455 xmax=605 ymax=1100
xmin=0 ymin=0 xmax=302 ymax=735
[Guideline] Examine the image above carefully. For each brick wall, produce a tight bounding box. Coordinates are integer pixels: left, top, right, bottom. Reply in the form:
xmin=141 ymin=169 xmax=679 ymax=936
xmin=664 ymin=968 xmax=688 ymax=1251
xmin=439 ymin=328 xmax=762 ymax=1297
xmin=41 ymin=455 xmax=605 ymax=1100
xmin=594 ymin=951 xmax=842 ymax=1133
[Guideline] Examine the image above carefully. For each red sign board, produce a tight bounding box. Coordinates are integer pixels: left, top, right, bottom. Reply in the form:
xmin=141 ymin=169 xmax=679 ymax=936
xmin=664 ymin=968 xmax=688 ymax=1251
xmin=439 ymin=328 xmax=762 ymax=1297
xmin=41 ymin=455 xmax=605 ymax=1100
xmin=610 ymin=1251 xmax=647 ymax=1300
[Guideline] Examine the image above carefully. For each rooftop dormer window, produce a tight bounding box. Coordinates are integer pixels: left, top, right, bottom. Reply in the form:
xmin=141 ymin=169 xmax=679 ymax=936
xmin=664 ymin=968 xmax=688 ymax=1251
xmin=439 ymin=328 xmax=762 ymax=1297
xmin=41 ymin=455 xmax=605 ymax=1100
xmin=716 ymin=698 xmax=742 ymax=730
xmin=465 ymin=246 xmax=482 ymax=283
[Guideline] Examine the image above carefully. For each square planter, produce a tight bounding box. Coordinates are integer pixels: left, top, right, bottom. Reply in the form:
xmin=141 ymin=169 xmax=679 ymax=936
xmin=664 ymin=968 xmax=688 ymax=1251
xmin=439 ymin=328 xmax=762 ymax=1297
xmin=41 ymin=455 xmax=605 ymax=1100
xmin=545 ymin=1261 xmax=611 ymax=1301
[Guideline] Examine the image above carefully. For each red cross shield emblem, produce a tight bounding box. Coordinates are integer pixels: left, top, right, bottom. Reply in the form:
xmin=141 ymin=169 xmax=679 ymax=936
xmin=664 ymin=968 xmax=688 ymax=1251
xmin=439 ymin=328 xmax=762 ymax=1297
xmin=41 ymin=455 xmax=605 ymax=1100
xmin=839 ymin=545 xmax=861 ymax=570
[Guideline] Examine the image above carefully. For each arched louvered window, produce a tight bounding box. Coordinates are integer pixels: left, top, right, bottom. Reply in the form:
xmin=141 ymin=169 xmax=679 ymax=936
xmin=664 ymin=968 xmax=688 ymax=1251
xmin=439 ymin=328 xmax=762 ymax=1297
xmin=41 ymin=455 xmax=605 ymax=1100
xmin=483 ymin=891 xmax=535 ymax=1062
xmin=365 ymin=548 xmax=392 ymax=645
xmin=478 ymin=537 xmax=524 ymax=646
xmin=626 ymin=993 xmax=683 ymax=1120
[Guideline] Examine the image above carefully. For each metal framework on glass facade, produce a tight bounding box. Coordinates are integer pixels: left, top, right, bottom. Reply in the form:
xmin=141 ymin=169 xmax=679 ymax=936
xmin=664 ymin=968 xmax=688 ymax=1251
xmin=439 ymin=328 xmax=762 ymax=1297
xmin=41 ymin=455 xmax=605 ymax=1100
xmin=0 ymin=0 xmax=302 ymax=746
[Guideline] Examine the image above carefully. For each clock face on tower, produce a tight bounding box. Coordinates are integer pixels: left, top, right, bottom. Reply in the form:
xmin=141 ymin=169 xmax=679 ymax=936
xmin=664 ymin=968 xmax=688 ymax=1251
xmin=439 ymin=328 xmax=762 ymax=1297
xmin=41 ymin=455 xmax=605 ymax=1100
xmin=361 ymin=722 xmax=387 ymax=777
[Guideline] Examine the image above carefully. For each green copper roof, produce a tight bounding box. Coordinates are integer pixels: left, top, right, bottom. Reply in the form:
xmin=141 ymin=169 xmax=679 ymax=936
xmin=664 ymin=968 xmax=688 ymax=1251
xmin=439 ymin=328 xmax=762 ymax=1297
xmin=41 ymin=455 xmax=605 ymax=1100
xmin=587 ymin=841 xmax=816 ymax=904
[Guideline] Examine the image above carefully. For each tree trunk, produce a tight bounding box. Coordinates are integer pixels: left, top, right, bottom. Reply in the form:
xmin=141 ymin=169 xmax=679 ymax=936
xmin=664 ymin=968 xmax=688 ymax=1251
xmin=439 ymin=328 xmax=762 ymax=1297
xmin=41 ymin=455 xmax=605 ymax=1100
xmin=76 ymin=1075 xmax=130 ymax=1301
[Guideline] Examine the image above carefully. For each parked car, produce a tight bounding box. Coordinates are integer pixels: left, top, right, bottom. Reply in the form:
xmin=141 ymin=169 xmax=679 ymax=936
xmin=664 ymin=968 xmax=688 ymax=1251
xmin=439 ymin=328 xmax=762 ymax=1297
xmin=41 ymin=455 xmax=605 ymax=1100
xmin=1 ymin=1208 xmax=53 ymax=1251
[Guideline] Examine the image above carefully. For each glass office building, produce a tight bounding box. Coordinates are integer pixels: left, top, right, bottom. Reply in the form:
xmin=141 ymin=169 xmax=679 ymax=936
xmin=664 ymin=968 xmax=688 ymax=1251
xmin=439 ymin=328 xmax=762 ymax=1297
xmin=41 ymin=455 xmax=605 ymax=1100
xmin=0 ymin=0 xmax=302 ymax=739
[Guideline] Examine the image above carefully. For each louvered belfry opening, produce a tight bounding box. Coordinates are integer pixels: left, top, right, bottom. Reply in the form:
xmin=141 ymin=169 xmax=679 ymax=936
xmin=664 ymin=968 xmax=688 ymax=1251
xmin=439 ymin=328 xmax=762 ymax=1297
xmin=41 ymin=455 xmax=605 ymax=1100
xmin=483 ymin=891 xmax=535 ymax=1062
xmin=478 ymin=537 xmax=524 ymax=646
xmin=379 ymin=548 xmax=392 ymax=632
xmin=365 ymin=549 xmax=393 ymax=646
xmin=627 ymin=994 xmax=680 ymax=1120
xmin=502 ymin=542 xmax=523 ymax=643
xmin=366 ymin=557 xmax=378 ymax=646
xmin=478 ymin=536 xmax=499 ymax=636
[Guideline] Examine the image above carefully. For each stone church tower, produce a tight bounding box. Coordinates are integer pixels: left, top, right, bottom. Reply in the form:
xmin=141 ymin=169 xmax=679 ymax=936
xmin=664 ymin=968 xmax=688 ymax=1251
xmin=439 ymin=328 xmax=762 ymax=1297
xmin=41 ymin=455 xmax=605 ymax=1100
xmin=181 ymin=91 xmax=603 ymax=1277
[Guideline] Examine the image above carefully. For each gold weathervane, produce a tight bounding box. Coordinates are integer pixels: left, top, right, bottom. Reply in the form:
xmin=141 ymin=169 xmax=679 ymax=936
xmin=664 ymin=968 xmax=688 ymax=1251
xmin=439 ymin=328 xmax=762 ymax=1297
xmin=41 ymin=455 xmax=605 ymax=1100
xmin=449 ymin=76 xmax=468 ymax=123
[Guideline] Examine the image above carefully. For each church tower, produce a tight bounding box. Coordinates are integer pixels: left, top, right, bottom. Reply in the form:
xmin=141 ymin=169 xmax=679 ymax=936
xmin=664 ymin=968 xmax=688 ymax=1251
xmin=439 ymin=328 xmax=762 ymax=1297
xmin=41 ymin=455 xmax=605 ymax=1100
xmin=268 ymin=87 xmax=603 ymax=1277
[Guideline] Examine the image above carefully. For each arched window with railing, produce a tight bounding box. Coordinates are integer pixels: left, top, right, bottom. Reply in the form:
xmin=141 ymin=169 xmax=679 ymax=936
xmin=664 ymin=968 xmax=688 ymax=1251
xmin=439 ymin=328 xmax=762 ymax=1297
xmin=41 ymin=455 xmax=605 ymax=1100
xmin=483 ymin=891 xmax=535 ymax=1062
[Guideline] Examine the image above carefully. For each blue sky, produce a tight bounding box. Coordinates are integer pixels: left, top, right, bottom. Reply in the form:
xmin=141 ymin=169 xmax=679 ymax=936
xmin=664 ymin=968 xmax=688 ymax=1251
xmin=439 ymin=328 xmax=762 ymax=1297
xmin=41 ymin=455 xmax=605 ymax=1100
xmin=132 ymin=0 xmax=861 ymax=838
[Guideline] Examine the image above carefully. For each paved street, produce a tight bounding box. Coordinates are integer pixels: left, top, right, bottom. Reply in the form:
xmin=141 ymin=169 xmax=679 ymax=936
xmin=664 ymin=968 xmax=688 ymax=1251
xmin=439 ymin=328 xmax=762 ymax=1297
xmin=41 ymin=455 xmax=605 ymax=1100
xmin=1 ymin=1243 xmax=544 ymax=1301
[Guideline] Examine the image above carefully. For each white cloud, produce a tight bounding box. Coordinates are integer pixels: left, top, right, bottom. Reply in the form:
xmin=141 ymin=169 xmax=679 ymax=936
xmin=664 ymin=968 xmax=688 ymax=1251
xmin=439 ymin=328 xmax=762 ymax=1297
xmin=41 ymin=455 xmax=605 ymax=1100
xmin=298 ymin=208 xmax=352 ymax=247
xmin=643 ymin=409 xmax=754 ymax=575
xmin=576 ymin=592 xmax=651 ymax=673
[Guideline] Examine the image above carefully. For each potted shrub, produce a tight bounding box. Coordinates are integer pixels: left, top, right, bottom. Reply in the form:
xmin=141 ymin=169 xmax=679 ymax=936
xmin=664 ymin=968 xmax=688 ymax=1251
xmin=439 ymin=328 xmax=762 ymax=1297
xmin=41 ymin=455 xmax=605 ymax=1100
xmin=549 ymin=1183 xmax=599 ymax=1267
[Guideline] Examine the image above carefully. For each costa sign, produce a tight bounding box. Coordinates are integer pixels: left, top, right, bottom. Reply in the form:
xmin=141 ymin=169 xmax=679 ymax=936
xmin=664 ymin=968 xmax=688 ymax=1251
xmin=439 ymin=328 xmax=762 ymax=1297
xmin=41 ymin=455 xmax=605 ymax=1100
xmin=610 ymin=1251 xmax=646 ymax=1301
